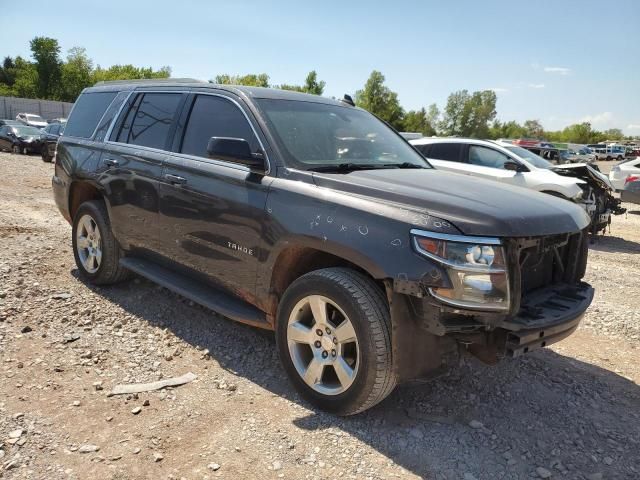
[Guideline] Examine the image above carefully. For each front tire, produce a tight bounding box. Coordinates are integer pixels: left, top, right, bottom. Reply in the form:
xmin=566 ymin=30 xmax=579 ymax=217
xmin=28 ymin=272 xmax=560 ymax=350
xmin=72 ymin=200 xmax=131 ymax=285
xmin=11 ymin=145 xmax=20 ymax=154
xmin=276 ymin=268 xmax=396 ymax=415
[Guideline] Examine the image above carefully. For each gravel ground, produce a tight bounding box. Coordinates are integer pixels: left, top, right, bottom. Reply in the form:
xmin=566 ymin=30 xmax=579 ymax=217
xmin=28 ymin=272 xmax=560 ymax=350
xmin=0 ymin=152 xmax=638 ymax=480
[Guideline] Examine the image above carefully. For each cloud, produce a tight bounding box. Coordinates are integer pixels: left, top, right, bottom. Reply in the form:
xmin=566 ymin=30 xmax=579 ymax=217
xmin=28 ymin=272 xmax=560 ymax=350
xmin=489 ymin=87 xmax=508 ymax=93
xmin=527 ymin=83 xmax=545 ymax=89
xmin=544 ymin=66 xmax=571 ymax=75
xmin=579 ymin=112 xmax=613 ymax=127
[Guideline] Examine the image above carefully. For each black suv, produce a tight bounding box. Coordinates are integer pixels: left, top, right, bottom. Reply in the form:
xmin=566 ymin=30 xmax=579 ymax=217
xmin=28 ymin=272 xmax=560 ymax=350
xmin=52 ymin=80 xmax=594 ymax=415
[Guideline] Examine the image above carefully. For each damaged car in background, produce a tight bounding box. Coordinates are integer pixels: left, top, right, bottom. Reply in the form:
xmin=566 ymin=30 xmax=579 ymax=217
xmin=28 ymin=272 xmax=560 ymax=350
xmin=53 ymin=81 xmax=595 ymax=415
xmin=410 ymin=137 xmax=624 ymax=234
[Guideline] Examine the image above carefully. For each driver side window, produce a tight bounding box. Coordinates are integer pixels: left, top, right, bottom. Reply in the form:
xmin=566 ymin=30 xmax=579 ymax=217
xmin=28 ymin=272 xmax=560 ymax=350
xmin=468 ymin=146 xmax=512 ymax=169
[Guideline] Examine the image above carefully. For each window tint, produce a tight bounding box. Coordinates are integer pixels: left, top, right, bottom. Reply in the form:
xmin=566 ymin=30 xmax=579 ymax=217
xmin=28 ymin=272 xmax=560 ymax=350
xmin=0 ymin=126 xmax=7 ymax=135
xmin=181 ymin=95 xmax=258 ymax=159
xmin=428 ymin=143 xmax=462 ymax=162
xmin=120 ymin=93 xmax=182 ymax=149
xmin=468 ymin=146 xmax=512 ymax=169
xmin=64 ymin=92 xmax=117 ymax=138
xmin=51 ymin=124 xmax=60 ymax=135
xmin=414 ymin=144 xmax=431 ymax=156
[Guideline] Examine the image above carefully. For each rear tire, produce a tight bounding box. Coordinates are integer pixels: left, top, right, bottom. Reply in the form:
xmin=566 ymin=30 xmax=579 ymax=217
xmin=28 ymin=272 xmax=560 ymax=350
xmin=72 ymin=200 xmax=131 ymax=285
xmin=11 ymin=145 xmax=20 ymax=154
xmin=40 ymin=145 xmax=51 ymax=163
xmin=276 ymin=268 xmax=396 ymax=415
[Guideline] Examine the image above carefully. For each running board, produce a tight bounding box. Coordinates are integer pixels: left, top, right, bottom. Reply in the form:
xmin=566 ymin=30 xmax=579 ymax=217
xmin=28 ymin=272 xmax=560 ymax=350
xmin=119 ymin=257 xmax=270 ymax=329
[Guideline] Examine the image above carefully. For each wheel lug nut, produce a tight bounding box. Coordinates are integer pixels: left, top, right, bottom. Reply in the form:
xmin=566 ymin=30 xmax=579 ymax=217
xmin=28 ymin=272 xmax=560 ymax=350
xmin=314 ymin=340 xmax=321 ymax=348
xmin=316 ymin=329 xmax=323 ymax=336
xmin=322 ymin=351 xmax=328 ymax=359
xmin=325 ymin=327 xmax=331 ymax=334
xmin=332 ymin=337 xmax=338 ymax=344
xmin=331 ymin=349 xmax=336 ymax=357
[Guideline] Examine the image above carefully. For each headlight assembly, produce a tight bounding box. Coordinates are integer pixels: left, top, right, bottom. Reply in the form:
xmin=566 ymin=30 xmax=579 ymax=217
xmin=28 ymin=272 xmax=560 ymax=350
xmin=411 ymin=229 xmax=510 ymax=311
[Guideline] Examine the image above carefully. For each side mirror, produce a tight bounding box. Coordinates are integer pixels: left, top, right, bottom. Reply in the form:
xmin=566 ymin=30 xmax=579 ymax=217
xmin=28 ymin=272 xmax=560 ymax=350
xmin=504 ymin=161 xmax=522 ymax=172
xmin=206 ymin=137 xmax=266 ymax=174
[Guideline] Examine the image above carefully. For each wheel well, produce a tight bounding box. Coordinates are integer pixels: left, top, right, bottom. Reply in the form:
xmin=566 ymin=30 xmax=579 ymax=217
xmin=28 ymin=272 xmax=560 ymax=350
xmin=69 ymin=182 xmax=103 ymax=221
xmin=541 ymin=190 xmax=568 ymax=200
xmin=267 ymin=246 xmax=385 ymax=319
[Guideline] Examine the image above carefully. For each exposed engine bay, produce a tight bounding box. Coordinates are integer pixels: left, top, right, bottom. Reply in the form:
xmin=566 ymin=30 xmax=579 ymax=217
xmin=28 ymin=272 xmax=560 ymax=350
xmin=552 ymin=163 xmax=626 ymax=233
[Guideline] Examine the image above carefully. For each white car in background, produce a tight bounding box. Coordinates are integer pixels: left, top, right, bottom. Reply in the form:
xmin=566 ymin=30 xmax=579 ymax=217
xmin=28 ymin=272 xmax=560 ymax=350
xmin=16 ymin=113 xmax=48 ymax=129
xmin=609 ymin=157 xmax=640 ymax=191
xmin=409 ymin=137 xmax=623 ymax=232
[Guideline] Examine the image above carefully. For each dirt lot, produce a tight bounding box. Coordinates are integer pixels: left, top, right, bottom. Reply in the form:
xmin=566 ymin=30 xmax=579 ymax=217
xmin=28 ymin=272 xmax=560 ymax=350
xmin=0 ymin=152 xmax=639 ymax=480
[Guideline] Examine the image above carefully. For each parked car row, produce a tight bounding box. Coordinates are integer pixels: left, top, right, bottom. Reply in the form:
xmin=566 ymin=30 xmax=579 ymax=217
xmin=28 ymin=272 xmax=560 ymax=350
xmin=0 ymin=118 xmax=65 ymax=161
xmin=51 ymin=80 xmax=597 ymax=415
xmin=409 ymin=137 xmax=625 ymax=234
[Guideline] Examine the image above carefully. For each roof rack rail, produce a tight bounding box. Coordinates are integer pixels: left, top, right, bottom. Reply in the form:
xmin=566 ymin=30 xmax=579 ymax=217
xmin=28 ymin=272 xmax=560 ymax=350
xmin=94 ymin=78 xmax=206 ymax=86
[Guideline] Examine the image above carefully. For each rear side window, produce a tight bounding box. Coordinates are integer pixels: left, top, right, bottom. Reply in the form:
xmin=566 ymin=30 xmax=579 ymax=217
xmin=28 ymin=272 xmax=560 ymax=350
xmin=428 ymin=143 xmax=463 ymax=162
xmin=64 ymin=92 xmax=117 ymax=139
xmin=414 ymin=144 xmax=431 ymax=156
xmin=180 ymin=95 xmax=258 ymax=158
xmin=117 ymin=93 xmax=182 ymax=149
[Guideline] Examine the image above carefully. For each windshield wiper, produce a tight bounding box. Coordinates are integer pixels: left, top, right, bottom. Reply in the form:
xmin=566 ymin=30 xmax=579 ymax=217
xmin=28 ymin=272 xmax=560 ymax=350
xmin=382 ymin=162 xmax=427 ymax=169
xmin=308 ymin=163 xmax=386 ymax=173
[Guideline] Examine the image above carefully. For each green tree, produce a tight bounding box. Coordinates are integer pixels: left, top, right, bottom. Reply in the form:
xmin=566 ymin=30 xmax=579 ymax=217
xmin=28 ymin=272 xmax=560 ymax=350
xmin=560 ymin=122 xmax=594 ymax=144
xmin=488 ymin=120 xmax=527 ymax=139
xmin=214 ymin=73 xmax=269 ymax=87
xmin=523 ymin=119 xmax=544 ymax=138
xmin=30 ymin=36 xmax=62 ymax=99
xmin=11 ymin=56 xmax=38 ymax=99
xmin=403 ymin=108 xmax=437 ymax=136
xmin=278 ymin=71 xmax=326 ymax=95
xmin=355 ymin=70 xmax=404 ymax=130
xmin=602 ymin=128 xmax=623 ymax=140
xmin=59 ymin=47 xmax=93 ymax=102
xmin=440 ymin=89 xmax=496 ymax=138
xmin=92 ymin=64 xmax=170 ymax=83
xmin=0 ymin=56 xmax=17 ymax=86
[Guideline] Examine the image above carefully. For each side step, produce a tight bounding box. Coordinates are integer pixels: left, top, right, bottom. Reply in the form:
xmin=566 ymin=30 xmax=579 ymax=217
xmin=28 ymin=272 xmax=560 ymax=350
xmin=120 ymin=257 xmax=270 ymax=328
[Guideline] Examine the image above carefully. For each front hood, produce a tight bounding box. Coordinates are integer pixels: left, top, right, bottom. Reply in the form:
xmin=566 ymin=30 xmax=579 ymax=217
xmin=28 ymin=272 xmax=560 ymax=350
xmin=553 ymin=163 xmax=613 ymax=190
xmin=312 ymin=169 xmax=590 ymax=237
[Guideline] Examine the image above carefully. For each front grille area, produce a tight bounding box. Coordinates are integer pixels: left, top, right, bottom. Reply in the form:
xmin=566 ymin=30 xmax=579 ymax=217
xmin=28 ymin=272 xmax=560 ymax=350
xmin=518 ymin=229 xmax=588 ymax=295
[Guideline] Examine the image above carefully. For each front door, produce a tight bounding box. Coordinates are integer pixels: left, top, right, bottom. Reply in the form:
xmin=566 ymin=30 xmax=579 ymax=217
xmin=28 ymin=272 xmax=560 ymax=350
xmin=158 ymin=93 xmax=273 ymax=300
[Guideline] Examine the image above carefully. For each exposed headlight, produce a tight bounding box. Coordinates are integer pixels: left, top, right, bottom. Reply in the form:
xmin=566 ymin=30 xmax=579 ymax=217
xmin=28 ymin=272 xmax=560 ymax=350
xmin=411 ymin=230 xmax=510 ymax=311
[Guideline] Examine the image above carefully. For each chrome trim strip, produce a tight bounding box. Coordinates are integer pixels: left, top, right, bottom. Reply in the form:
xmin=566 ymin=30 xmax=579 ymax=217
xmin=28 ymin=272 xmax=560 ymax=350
xmin=410 ymin=229 xmax=502 ymax=245
xmin=411 ymin=236 xmax=507 ymax=273
xmin=104 ymin=90 xmax=135 ymax=141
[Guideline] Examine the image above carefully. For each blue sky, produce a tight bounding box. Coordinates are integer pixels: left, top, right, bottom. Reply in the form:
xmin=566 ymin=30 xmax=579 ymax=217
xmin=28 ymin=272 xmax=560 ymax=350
xmin=2 ymin=0 xmax=639 ymax=133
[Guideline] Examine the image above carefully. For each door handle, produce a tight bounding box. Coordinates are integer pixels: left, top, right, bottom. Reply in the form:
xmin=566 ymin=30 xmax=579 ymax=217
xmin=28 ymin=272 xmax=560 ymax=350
xmin=104 ymin=158 xmax=119 ymax=167
xmin=164 ymin=174 xmax=187 ymax=185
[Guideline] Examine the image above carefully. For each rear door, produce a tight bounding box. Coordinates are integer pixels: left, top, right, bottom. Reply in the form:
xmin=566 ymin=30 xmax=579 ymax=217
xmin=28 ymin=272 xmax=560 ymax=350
xmin=103 ymin=90 xmax=186 ymax=252
xmin=158 ymin=92 xmax=273 ymax=298
xmin=0 ymin=126 xmax=11 ymax=150
xmin=417 ymin=142 xmax=467 ymax=173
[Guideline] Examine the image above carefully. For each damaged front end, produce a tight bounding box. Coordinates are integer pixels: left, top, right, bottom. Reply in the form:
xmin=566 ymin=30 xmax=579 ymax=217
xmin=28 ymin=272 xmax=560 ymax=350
xmin=389 ymin=228 xmax=594 ymax=382
xmin=553 ymin=163 xmax=626 ymax=233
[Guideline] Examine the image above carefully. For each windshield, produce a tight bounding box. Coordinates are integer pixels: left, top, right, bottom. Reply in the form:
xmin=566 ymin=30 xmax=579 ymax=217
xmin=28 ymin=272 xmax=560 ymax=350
xmin=256 ymin=99 xmax=431 ymax=170
xmin=505 ymin=145 xmax=553 ymax=169
xmin=14 ymin=126 xmax=42 ymax=136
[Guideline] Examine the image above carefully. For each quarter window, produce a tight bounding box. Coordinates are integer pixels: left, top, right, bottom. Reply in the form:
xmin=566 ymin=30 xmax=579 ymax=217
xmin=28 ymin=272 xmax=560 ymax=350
xmin=180 ymin=95 xmax=258 ymax=159
xmin=428 ymin=143 xmax=463 ymax=162
xmin=118 ymin=93 xmax=182 ymax=150
xmin=468 ymin=146 xmax=512 ymax=169
xmin=64 ymin=91 xmax=117 ymax=139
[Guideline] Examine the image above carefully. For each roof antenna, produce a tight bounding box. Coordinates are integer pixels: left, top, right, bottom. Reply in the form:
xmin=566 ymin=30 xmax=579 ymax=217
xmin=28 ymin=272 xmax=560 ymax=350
xmin=340 ymin=94 xmax=355 ymax=106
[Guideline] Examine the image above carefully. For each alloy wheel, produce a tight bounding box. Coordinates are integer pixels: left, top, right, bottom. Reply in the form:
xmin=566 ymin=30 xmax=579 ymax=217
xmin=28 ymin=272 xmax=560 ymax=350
xmin=286 ymin=295 xmax=360 ymax=395
xmin=75 ymin=214 xmax=102 ymax=273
